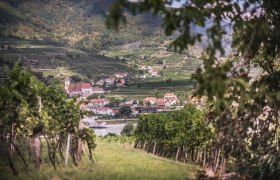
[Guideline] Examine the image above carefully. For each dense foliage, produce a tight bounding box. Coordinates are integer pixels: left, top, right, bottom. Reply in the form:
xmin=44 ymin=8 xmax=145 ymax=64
xmin=120 ymin=122 xmax=134 ymax=136
xmin=134 ymin=105 xmax=213 ymax=165
xmin=0 ymin=63 xmax=96 ymax=174
xmin=119 ymin=105 xmax=133 ymax=118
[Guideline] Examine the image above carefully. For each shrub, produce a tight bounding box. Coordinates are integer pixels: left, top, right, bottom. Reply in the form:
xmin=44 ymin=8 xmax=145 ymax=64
xmin=71 ymin=75 xmax=83 ymax=82
xmin=157 ymin=60 xmax=164 ymax=64
xmin=121 ymin=123 xmax=134 ymax=137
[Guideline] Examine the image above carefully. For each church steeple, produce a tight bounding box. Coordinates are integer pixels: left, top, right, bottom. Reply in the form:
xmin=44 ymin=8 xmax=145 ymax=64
xmin=64 ymin=77 xmax=71 ymax=92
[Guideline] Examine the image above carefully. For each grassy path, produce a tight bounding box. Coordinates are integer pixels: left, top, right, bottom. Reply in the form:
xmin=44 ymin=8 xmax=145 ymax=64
xmin=0 ymin=140 xmax=198 ymax=180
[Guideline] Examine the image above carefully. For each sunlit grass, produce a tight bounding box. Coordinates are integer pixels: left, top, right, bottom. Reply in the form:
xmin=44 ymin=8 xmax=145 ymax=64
xmin=0 ymin=140 xmax=198 ymax=180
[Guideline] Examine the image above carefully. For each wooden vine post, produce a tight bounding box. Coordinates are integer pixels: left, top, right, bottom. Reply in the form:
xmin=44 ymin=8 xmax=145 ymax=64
xmin=64 ymin=133 xmax=71 ymax=166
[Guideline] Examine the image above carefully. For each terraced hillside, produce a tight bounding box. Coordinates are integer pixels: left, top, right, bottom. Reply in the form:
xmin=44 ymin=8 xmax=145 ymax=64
xmin=0 ymin=40 xmax=133 ymax=80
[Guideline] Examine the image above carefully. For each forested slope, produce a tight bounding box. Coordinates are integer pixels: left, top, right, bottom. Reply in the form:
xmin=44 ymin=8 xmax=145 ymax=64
xmin=0 ymin=0 xmax=163 ymax=50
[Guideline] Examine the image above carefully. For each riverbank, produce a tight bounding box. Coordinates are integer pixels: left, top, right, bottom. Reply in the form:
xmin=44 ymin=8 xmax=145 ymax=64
xmin=96 ymin=118 xmax=138 ymax=125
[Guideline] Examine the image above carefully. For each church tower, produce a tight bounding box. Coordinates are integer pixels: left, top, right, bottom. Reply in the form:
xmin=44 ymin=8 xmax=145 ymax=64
xmin=64 ymin=77 xmax=71 ymax=92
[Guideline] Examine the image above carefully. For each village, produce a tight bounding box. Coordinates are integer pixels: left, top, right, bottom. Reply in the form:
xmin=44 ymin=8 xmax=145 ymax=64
xmin=64 ymin=70 xmax=187 ymax=119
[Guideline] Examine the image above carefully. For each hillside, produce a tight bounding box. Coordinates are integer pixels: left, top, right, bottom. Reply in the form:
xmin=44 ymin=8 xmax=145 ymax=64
xmin=0 ymin=0 xmax=164 ymax=51
xmin=0 ymin=0 xmax=204 ymax=98
xmin=0 ymin=139 xmax=198 ymax=180
xmin=0 ymin=40 xmax=133 ymax=80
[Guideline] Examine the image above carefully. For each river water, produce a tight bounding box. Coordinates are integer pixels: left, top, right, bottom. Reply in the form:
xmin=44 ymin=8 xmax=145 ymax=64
xmin=93 ymin=124 xmax=126 ymax=136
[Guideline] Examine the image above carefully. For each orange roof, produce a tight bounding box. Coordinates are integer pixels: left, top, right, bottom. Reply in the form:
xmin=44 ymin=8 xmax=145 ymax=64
xmin=92 ymin=87 xmax=104 ymax=92
xmin=68 ymin=83 xmax=92 ymax=92
xmin=156 ymin=98 xmax=166 ymax=105
xmin=144 ymin=97 xmax=157 ymax=102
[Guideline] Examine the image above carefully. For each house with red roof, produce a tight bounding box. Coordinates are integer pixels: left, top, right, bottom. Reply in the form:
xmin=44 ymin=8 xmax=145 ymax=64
xmin=90 ymin=98 xmax=110 ymax=107
xmin=156 ymin=98 xmax=166 ymax=106
xmin=117 ymin=79 xmax=126 ymax=87
xmin=95 ymin=80 xmax=104 ymax=86
xmin=164 ymin=93 xmax=178 ymax=105
xmin=156 ymin=98 xmax=172 ymax=107
xmin=67 ymin=82 xmax=105 ymax=98
xmin=67 ymin=82 xmax=93 ymax=97
xmin=144 ymin=97 xmax=157 ymax=105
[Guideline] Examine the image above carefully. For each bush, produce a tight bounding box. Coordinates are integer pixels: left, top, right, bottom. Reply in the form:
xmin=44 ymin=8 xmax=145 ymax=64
xmin=71 ymin=75 xmax=83 ymax=82
xmin=121 ymin=123 xmax=134 ymax=137
xmin=157 ymin=60 xmax=164 ymax=64
xmin=139 ymin=70 xmax=144 ymax=75
xmin=105 ymin=133 xmax=117 ymax=137
xmin=87 ymin=94 xmax=99 ymax=99
xmin=114 ymin=112 xmax=121 ymax=118
xmin=119 ymin=105 xmax=132 ymax=118
xmin=103 ymin=133 xmax=119 ymax=142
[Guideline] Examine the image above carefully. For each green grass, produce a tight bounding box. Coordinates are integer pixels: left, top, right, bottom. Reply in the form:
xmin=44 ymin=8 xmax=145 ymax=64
xmin=0 ymin=140 xmax=198 ymax=180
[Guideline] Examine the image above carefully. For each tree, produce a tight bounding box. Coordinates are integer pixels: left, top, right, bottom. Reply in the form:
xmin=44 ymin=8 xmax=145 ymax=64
xmin=114 ymin=112 xmax=121 ymax=118
xmin=157 ymin=60 xmax=164 ymax=65
xmin=71 ymin=75 xmax=82 ymax=83
xmin=108 ymin=97 xmax=121 ymax=107
xmin=165 ymin=78 xmax=172 ymax=84
xmin=0 ymin=64 xmax=97 ymax=174
xmin=134 ymin=105 xmax=210 ymax=160
xmin=139 ymin=70 xmax=144 ymax=75
xmin=139 ymin=100 xmax=144 ymax=105
xmin=107 ymin=0 xmax=280 ymax=177
xmin=121 ymin=122 xmax=134 ymax=136
xmin=119 ymin=105 xmax=132 ymax=118
xmin=102 ymin=81 xmax=107 ymax=88
xmin=87 ymin=94 xmax=99 ymax=100
xmin=3 ymin=63 xmax=44 ymax=169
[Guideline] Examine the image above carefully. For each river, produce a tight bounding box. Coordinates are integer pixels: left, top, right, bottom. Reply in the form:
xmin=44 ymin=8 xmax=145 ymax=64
xmin=93 ymin=124 xmax=126 ymax=136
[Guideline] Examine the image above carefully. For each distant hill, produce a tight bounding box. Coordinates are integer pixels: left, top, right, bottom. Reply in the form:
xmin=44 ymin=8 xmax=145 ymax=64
xmin=0 ymin=0 xmax=164 ymax=50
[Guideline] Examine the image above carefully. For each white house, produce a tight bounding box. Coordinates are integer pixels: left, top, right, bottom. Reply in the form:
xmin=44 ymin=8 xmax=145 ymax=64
xmin=92 ymin=87 xmax=105 ymax=94
xmin=114 ymin=72 xmax=128 ymax=78
xmin=90 ymin=98 xmax=110 ymax=107
xmin=105 ymin=77 xmax=116 ymax=86
xmin=139 ymin=74 xmax=147 ymax=79
xmin=149 ymin=69 xmax=158 ymax=77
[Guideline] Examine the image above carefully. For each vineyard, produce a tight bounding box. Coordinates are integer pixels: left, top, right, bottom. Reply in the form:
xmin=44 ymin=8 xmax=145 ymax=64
xmin=0 ymin=63 xmax=96 ymax=175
